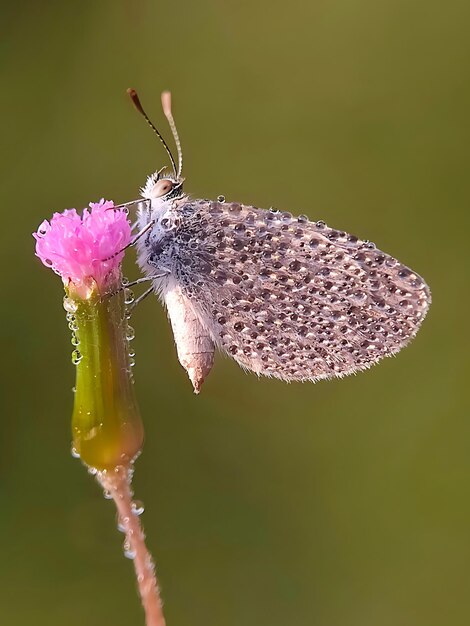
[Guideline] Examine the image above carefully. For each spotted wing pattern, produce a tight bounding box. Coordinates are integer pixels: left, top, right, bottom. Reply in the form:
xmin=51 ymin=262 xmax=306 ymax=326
xmin=167 ymin=199 xmax=430 ymax=382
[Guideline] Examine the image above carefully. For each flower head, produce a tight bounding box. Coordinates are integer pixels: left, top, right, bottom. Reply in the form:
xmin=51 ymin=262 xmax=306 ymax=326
xmin=34 ymin=198 xmax=142 ymax=469
xmin=34 ymin=199 xmax=131 ymax=297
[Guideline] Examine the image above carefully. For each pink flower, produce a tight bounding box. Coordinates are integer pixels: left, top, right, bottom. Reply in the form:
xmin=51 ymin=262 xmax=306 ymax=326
xmin=34 ymin=199 xmax=131 ymax=295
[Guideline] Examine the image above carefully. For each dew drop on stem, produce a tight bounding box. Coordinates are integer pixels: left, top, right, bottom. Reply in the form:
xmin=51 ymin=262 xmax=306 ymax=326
xmin=123 ymin=538 xmax=136 ymax=560
xmin=132 ymin=500 xmax=145 ymax=516
xmin=116 ymin=513 xmax=126 ymax=533
xmin=71 ymin=349 xmax=82 ymax=365
xmin=63 ymin=297 xmax=78 ymax=314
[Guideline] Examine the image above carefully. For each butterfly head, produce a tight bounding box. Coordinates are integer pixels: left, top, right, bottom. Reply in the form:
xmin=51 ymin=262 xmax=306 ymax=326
xmin=141 ymin=168 xmax=184 ymax=204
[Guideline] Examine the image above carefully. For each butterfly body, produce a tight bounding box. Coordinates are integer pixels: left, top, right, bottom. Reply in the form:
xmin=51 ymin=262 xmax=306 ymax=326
xmin=136 ymin=171 xmax=431 ymax=392
xmin=128 ymin=89 xmax=430 ymax=392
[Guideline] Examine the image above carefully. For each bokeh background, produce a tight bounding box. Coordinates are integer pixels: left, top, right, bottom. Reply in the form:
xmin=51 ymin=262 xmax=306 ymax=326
xmin=1 ymin=1 xmax=469 ymax=624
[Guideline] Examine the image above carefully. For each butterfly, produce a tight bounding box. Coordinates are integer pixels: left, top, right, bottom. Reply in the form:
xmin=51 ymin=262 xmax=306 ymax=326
xmin=125 ymin=89 xmax=431 ymax=393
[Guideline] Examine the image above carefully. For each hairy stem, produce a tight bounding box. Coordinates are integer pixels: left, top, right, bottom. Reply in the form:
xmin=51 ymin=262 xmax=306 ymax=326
xmin=98 ymin=465 xmax=166 ymax=626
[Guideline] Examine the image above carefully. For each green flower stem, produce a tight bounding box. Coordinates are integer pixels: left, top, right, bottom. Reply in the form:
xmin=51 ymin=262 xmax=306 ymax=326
xmin=68 ymin=282 xmax=144 ymax=470
xmin=65 ymin=281 xmax=166 ymax=626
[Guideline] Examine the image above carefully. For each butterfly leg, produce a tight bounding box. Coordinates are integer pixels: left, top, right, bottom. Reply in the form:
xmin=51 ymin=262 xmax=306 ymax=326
xmin=124 ymin=273 xmax=168 ymax=289
xmin=111 ymin=198 xmax=148 ymax=211
xmin=130 ymin=286 xmax=154 ymax=309
xmin=125 ymin=220 xmax=156 ymax=251
xmin=102 ymin=220 xmax=156 ymax=262
xmin=104 ymin=273 xmax=168 ymax=300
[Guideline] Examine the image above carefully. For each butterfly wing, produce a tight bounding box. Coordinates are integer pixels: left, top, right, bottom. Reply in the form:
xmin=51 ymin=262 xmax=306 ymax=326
xmin=170 ymin=200 xmax=431 ymax=382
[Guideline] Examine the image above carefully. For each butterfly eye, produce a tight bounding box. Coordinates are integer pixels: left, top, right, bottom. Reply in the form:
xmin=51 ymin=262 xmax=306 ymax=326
xmin=151 ymin=179 xmax=174 ymax=198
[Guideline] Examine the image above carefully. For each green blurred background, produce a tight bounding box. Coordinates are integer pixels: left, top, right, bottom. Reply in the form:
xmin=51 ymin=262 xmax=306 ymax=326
xmin=1 ymin=1 xmax=469 ymax=624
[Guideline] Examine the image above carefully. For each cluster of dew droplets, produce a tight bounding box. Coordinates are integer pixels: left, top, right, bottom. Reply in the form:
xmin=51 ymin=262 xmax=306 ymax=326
xmin=97 ymin=465 xmax=147 ymax=561
xmin=122 ymin=276 xmax=137 ymax=379
xmin=120 ymin=499 xmax=146 ymax=560
xmin=64 ymin=296 xmax=82 ymax=366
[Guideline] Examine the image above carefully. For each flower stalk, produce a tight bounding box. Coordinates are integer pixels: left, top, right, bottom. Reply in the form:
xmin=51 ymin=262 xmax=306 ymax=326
xmin=34 ymin=200 xmax=167 ymax=626
xmin=98 ymin=466 xmax=166 ymax=626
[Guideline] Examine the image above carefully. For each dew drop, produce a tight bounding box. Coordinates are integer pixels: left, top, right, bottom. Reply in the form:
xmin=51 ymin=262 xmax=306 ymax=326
xmin=210 ymin=202 xmax=223 ymax=214
xmin=71 ymin=334 xmax=79 ymax=347
xmin=217 ymin=195 xmax=226 ymax=203
xmin=126 ymin=326 xmax=135 ymax=341
xmin=103 ymin=489 xmax=113 ymax=500
xmin=116 ymin=514 xmax=126 ymax=533
xmin=70 ymin=446 xmax=80 ymax=459
xmin=132 ymin=500 xmax=145 ymax=516
xmin=124 ymin=289 xmax=135 ymax=305
xmin=289 ymin=260 xmax=302 ymax=271
xmin=316 ymin=220 xmax=326 ymax=229
xmin=297 ymin=214 xmax=308 ymax=223
xmin=214 ymin=270 xmax=227 ymax=284
xmin=352 ymin=291 xmax=367 ymax=302
xmin=63 ymin=297 xmax=78 ymax=314
xmin=123 ymin=539 xmax=136 ymax=560
xmin=71 ymin=349 xmax=82 ymax=365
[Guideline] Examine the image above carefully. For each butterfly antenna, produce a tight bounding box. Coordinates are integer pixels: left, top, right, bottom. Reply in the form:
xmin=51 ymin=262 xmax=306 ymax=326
xmin=161 ymin=91 xmax=183 ymax=179
xmin=127 ymin=88 xmax=178 ymax=179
